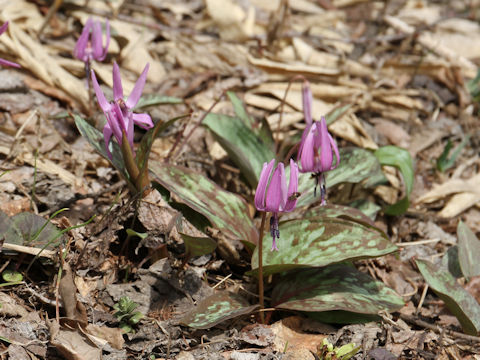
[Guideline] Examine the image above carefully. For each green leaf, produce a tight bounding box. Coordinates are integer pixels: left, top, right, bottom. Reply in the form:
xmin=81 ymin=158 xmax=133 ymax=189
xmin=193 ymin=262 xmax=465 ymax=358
xmin=374 ymin=146 xmax=414 ymax=195
xmin=133 ymin=94 xmax=182 ymax=110
xmin=384 ymin=196 xmax=410 ymax=216
xmin=203 ymin=112 xmax=275 ymax=188
xmin=296 ymin=148 xmax=387 ymax=207
xmin=149 ymin=161 xmax=258 ymax=244
xmin=4 ymin=213 xmax=62 ymax=249
xmin=457 ymin=221 xmax=480 ymax=278
xmin=136 ymin=115 xmax=186 ymax=175
xmin=416 ymin=259 xmax=480 ymax=336
xmin=73 ymin=114 xmax=128 ymax=179
xmin=436 ymin=136 xmax=470 ymax=172
xmin=180 ymin=291 xmax=259 ymax=329
xmin=250 ymin=217 xmax=396 ymax=277
xmin=304 ymin=204 xmax=376 ymax=227
xmin=271 ymin=265 xmax=404 ymax=314
xmin=348 ymin=199 xmax=381 ymax=221
xmin=180 ymin=232 xmax=217 ymax=258
xmin=227 ymin=92 xmax=274 ymax=150
xmin=440 ymin=246 xmax=463 ymax=279
xmin=2 ymin=270 xmax=23 ymax=282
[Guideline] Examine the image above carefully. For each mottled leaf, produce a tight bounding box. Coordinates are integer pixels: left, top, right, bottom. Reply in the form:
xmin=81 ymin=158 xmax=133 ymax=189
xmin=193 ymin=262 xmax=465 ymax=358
xmin=203 ymin=112 xmax=275 ymax=188
xmin=149 ymin=161 xmax=258 ymax=243
xmin=227 ymin=92 xmax=274 ymax=150
xmin=272 ymin=265 xmax=404 ymax=314
xmin=375 ymin=146 xmax=414 ymax=215
xmin=297 ymin=148 xmax=387 ymax=207
xmin=250 ymin=217 xmax=396 ymax=276
xmin=457 ymin=221 xmax=480 ymax=278
xmin=440 ymin=246 xmax=463 ymax=279
xmin=416 ymin=259 xmax=480 ymax=335
xmin=307 ymin=310 xmax=381 ymax=324
xmin=349 ymin=199 xmax=381 ymax=221
xmin=4 ymin=213 xmax=62 ymax=249
xmin=136 ymin=115 xmax=186 ymax=175
xmin=180 ymin=233 xmax=217 ymax=258
xmin=73 ymin=114 xmax=127 ymax=178
xmin=180 ymin=291 xmax=259 ymax=329
xmin=133 ymin=94 xmax=182 ymax=110
xmin=304 ymin=204 xmax=376 ymax=227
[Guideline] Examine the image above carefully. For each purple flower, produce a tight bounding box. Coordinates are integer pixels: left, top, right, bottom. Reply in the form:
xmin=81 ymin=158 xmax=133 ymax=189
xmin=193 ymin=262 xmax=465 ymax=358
xmin=298 ymin=117 xmax=340 ymax=174
xmin=255 ymin=159 xmax=299 ymax=251
xmin=0 ymin=22 xmax=20 ymax=68
xmin=74 ymin=18 xmax=110 ymax=63
xmin=91 ymin=62 xmax=153 ymax=158
xmin=298 ymin=81 xmax=340 ymax=205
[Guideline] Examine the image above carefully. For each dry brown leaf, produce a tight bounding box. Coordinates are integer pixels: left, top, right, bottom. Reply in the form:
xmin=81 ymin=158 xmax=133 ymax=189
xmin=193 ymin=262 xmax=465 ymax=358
xmin=48 ymin=320 xmax=101 ymax=360
xmin=205 ymin=0 xmax=256 ymax=41
xmin=329 ymin=113 xmax=378 ymax=149
xmin=248 ymin=54 xmax=339 ymax=76
xmin=270 ymin=316 xmax=326 ymax=353
xmin=0 ymin=292 xmax=29 ymax=318
xmin=84 ymin=324 xmax=124 ymax=350
xmin=371 ymin=119 xmax=411 ymax=148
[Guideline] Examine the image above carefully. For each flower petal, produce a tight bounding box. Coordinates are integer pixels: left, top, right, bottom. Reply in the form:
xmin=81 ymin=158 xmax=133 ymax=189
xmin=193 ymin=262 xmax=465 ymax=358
xmin=302 ymin=81 xmax=313 ymax=126
xmin=254 ymin=159 xmax=275 ymax=211
xmin=74 ymin=18 xmax=92 ymax=62
xmin=91 ymin=70 xmax=111 ymax=113
xmin=0 ymin=22 xmax=8 ymax=35
xmin=97 ymin=20 xmax=110 ymax=61
xmin=112 ymin=61 xmax=123 ymax=102
xmin=132 ymin=113 xmax=154 ymax=129
xmin=266 ymin=162 xmax=287 ymax=212
xmin=298 ymin=124 xmax=316 ymax=173
xmin=102 ymin=123 xmax=113 ymax=159
xmin=284 ymin=159 xmax=299 ymax=212
xmin=91 ymin=20 xmax=103 ymax=60
xmin=0 ymin=58 xmax=20 ymax=68
xmin=126 ymin=63 xmax=149 ymax=109
xmin=319 ymin=117 xmax=333 ymax=171
xmin=328 ymin=133 xmax=340 ymax=169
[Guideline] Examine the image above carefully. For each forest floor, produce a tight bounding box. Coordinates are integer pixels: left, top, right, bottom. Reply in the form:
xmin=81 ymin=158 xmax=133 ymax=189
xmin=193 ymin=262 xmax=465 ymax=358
xmin=0 ymin=0 xmax=480 ymax=359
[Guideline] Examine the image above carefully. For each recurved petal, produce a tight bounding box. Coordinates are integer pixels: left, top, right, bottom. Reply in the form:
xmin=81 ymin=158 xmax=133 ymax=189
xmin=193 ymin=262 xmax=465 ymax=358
xmin=112 ymin=62 xmax=123 ymax=101
xmin=298 ymin=125 xmax=316 ymax=173
xmin=284 ymin=159 xmax=299 ymax=212
xmin=254 ymin=159 xmax=275 ymax=211
xmin=91 ymin=70 xmax=111 ymax=112
xmin=98 ymin=19 xmax=110 ymax=61
xmin=91 ymin=20 xmax=103 ymax=60
xmin=132 ymin=113 xmax=154 ymax=129
xmin=302 ymin=81 xmax=313 ymax=126
xmin=0 ymin=58 xmax=20 ymax=68
xmin=74 ymin=18 xmax=92 ymax=61
xmin=103 ymin=123 xmax=113 ymax=159
xmin=0 ymin=22 xmax=8 ymax=35
xmin=319 ymin=117 xmax=333 ymax=171
xmin=266 ymin=162 xmax=287 ymax=212
xmin=126 ymin=63 xmax=149 ymax=109
xmin=328 ymin=133 xmax=340 ymax=169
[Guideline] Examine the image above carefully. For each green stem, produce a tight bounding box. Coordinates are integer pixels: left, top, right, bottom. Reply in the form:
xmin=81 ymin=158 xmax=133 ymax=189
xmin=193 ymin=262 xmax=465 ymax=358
xmin=258 ymin=212 xmax=267 ymax=324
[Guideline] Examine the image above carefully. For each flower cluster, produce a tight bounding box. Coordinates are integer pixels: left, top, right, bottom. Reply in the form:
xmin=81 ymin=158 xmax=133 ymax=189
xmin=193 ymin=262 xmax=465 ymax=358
xmin=255 ymin=81 xmax=340 ymax=250
xmin=74 ymin=18 xmax=110 ymax=65
xmin=0 ymin=22 xmax=20 ymax=68
xmin=91 ymin=62 xmax=153 ymax=158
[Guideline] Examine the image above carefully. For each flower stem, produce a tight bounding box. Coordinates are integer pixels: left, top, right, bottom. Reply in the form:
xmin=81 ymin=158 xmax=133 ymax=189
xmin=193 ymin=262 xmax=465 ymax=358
xmin=258 ymin=212 xmax=267 ymax=324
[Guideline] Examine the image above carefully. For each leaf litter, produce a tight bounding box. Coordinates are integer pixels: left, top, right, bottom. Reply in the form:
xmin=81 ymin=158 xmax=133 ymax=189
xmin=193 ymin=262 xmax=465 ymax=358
xmin=0 ymin=0 xmax=479 ymax=359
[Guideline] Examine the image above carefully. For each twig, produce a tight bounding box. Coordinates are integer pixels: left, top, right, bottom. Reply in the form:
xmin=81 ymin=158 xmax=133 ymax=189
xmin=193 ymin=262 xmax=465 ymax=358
xmin=1 ymin=243 xmax=56 ymax=259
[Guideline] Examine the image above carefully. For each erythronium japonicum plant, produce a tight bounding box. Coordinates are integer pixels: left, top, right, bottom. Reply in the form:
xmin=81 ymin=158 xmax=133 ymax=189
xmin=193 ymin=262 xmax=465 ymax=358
xmin=91 ymin=62 xmax=154 ymax=192
xmin=298 ymin=81 xmax=340 ymax=205
xmin=254 ymin=158 xmax=299 ymax=322
xmin=0 ymin=22 xmax=20 ymax=68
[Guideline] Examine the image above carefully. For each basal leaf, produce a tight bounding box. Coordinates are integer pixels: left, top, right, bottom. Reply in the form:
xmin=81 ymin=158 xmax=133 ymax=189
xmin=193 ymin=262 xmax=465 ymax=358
xmin=304 ymin=204 xmax=376 ymax=227
xmin=180 ymin=233 xmax=217 ymax=258
xmin=250 ymin=217 xmax=396 ymax=276
xmin=374 ymin=146 xmax=414 ymax=215
xmin=297 ymin=148 xmax=386 ymax=207
xmin=416 ymin=259 xmax=480 ymax=335
xmin=180 ymin=291 xmax=259 ymax=329
xmin=307 ymin=310 xmax=381 ymax=324
xmin=133 ymin=94 xmax=182 ymax=110
xmin=149 ymin=161 xmax=258 ymax=244
xmin=457 ymin=221 xmax=480 ymax=278
xmin=4 ymin=213 xmax=62 ymax=249
xmin=203 ymin=112 xmax=275 ymax=188
xmin=73 ymin=114 xmax=127 ymax=179
xmin=348 ymin=199 xmax=381 ymax=221
xmin=272 ymin=265 xmax=404 ymax=314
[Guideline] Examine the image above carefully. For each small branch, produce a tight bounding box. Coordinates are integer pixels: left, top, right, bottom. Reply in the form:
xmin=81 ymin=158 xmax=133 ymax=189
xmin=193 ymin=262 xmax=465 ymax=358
xmin=1 ymin=243 xmax=55 ymax=259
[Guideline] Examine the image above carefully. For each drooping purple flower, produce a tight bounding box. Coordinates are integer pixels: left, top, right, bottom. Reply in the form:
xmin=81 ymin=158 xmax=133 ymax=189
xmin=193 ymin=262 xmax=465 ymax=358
xmin=255 ymin=159 xmax=299 ymax=251
xmin=74 ymin=17 xmax=110 ymax=63
xmin=91 ymin=62 xmax=153 ymax=158
xmin=0 ymin=22 xmax=20 ymax=68
xmin=297 ymin=81 xmax=340 ymax=205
